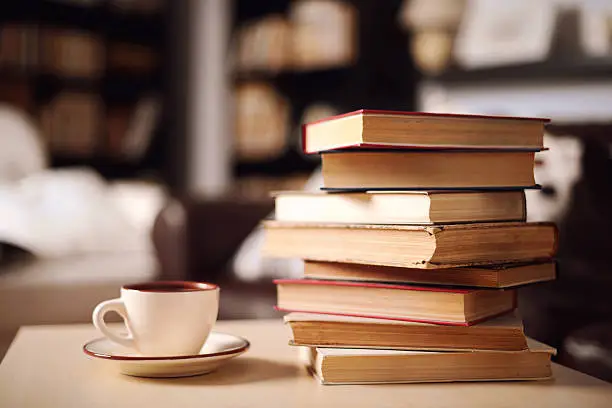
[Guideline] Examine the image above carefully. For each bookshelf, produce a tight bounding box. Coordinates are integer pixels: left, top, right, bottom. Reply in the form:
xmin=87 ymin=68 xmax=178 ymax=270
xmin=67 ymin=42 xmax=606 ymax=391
xmin=430 ymin=57 xmax=612 ymax=84
xmin=228 ymin=0 xmax=419 ymax=199
xmin=0 ymin=0 xmax=175 ymax=187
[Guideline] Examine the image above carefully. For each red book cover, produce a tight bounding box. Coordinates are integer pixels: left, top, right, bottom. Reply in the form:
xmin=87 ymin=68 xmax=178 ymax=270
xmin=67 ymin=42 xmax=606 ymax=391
xmin=301 ymin=109 xmax=550 ymax=154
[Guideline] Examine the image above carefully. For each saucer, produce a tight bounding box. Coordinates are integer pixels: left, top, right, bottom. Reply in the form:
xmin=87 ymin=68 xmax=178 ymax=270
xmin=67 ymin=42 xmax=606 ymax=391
xmin=83 ymin=332 xmax=249 ymax=378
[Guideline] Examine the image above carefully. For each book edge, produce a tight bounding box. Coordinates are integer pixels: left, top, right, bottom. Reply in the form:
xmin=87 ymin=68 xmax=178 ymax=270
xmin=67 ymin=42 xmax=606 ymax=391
xmin=283 ymin=310 xmax=523 ymax=327
xmin=288 ymin=340 xmax=527 ymax=352
xmin=273 ymin=278 xmax=476 ymax=293
xmin=274 ymin=306 xmax=516 ymax=326
xmin=263 ymin=219 xmax=556 ymax=230
xmin=304 ymin=109 xmax=550 ymax=127
xmin=320 ymin=185 xmax=541 ymax=192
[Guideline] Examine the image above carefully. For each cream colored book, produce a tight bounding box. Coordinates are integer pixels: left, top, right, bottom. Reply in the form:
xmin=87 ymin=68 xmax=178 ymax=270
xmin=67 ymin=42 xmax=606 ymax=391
xmin=306 ymin=338 xmax=555 ymax=385
xmin=275 ymin=279 xmax=515 ymax=326
xmin=285 ymin=311 xmax=527 ymax=351
xmin=263 ymin=221 xmax=557 ymax=268
xmin=274 ymin=190 xmax=526 ymax=224
xmin=302 ymin=110 xmax=548 ymax=153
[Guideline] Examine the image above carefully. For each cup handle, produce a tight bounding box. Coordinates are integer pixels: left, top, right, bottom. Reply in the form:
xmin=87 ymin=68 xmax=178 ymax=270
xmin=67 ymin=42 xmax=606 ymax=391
xmin=92 ymin=298 xmax=135 ymax=349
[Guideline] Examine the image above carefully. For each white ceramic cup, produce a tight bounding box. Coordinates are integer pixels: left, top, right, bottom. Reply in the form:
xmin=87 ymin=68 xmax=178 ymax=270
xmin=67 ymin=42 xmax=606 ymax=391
xmin=92 ymin=281 xmax=219 ymax=356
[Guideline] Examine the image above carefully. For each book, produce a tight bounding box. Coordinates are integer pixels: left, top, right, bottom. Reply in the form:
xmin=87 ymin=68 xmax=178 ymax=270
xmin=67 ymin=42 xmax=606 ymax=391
xmin=234 ymin=82 xmax=288 ymax=160
xmin=111 ymin=0 xmax=164 ymax=14
xmin=289 ymin=0 xmax=357 ymax=70
xmin=41 ymin=91 xmax=103 ymax=156
xmin=108 ymin=42 xmax=158 ymax=74
xmin=263 ymin=221 xmax=557 ymax=268
xmin=305 ymin=338 xmax=555 ymax=384
xmin=0 ymin=24 xmax=38 ymax=69
xmin=106 ymin=105 xmax=131 ymax=155
xmin=274 ymin=190 xmax=526 ymax=224
xmin=320 ymin=150 xmax=536 ymax=190
xmin=275 ymin=279 xmax=516 ymax=325
xmin=302 ymin=110 xmax=549 ymax=153
xmin=285 ymin=311 xmax=528 ymax=351
xmin=40 ymin=29 xmax=104 ymax=78
xmin=235 ymin=15 xmax=291 ymax=72
xmin=303 ymin=261 xmax=556 ymax=288
xmin=0 ymin=78 xmax=32 ymax=113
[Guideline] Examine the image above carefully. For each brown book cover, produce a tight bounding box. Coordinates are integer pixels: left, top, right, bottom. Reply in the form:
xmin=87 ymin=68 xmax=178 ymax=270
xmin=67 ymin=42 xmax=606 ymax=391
xmin=319 ymin=150 xmax=537 ymax=190
xmin=40 ymin=29 xmax=104 ymax=78
xmin=306 ymin=338 xmax=555 ymax=384
xmin=303 ymin=261 xmax=556 ymax=288
xmin=285 ymin=311 xmax=528 ymax=351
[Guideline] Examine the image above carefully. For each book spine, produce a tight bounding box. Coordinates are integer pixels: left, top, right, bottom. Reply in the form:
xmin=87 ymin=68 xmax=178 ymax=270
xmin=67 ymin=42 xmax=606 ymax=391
xmin=301 ymin=123 xmax=308 ymax=154
xmin=521 ymin=190 xmax=527 ymax=221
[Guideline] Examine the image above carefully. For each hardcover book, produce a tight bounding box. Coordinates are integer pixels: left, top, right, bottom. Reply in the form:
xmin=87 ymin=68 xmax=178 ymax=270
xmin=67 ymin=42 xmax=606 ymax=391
xmin=302 ymin=109 xmax=549 ymax=153
xmin=275 ymin=279 xmax=516 ymax=325
xmin=274 ymin=190 xmax=526 ymax=224
xmin=305 ymin=338 xmax=555 ymax=384
xmin=319 ymin=150 xmax=536 ymax=190
xmin=303 ymin=261 xmax=556 ymax=288
xmin=263 ymin=221 xmax=557 ymax=268
xmin=285 ymin=311 xmax=528 ymax=351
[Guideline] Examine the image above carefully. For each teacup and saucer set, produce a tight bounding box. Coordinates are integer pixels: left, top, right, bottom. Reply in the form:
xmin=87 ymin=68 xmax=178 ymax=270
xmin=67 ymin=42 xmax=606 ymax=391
xmin=83 ymin=281 xmax=249 ymax=378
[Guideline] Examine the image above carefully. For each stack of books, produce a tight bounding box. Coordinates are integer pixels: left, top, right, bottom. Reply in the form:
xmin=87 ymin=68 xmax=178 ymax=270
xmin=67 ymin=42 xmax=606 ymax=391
xmin=263 ymin=110 xmax=558 ymax=385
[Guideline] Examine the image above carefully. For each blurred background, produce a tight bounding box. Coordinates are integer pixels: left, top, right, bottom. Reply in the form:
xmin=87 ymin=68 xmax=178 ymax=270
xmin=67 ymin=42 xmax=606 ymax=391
xmin=1 ymin=0 xmax=612 ymax=381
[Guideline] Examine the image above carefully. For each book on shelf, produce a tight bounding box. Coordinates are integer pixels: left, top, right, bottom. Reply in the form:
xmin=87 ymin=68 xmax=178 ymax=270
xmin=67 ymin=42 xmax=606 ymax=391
xmin=302 ymin=109 xmax=549 ymax=153
xmin=275 ymin=279 xmax=516 ymax=326
xmin=304 ymin=338 xmax=555 ymax=385
xmin=107 ymin=105 xmax=132 ymax=155
xmin=320 ymin=150 xmax=536 ymax=190
xmin=274 ymin=190 xmax=526 ymax=224
xmin=235 ymin=15 xmax=291 ymax=73
xmin=234 ymin=82 xmax=289 ymax=161
xmin=0 ymin=24 xmax=38 ymax=69
xmin=303 ymin=261 xmax=556 ymax=288
xmin=0 ymin=78 xmax=32 ymax=113
xmin=285 ymin=311 xmax=528 ymax=351
xmin=263 ymin=221 xmax=557 ymax=268
xmin=111 ymin=0 xmax=165 ymax=14
xmin=122 ymin=96 xmax=161 ymax=160
xmin=41 ymin=91 xmax=103 ymax=156
xmin=40 ymin=29 xmax=104 ymax=78
xmin=289 ymin=0 xmax=357 ymax=70
xmin=107 ymin=42 xmax=158 ymax=74
xmin=106 ymin=96 xmax=160 ymax=160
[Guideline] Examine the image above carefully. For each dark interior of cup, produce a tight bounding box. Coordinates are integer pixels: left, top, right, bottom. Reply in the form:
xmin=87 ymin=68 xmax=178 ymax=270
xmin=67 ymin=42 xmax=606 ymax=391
xmin=124 ymin=281 xmax=218 ymax=292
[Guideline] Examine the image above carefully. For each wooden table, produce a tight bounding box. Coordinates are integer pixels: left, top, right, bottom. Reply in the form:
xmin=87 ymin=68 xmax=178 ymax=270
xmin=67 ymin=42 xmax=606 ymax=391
xmin=1 ymin=319 xmax=612 ymax=408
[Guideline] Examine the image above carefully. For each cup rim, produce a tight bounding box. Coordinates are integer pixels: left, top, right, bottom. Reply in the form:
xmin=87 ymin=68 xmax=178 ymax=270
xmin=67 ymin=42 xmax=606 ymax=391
xmin=123 ymin=281 xmax=218 ymax=292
